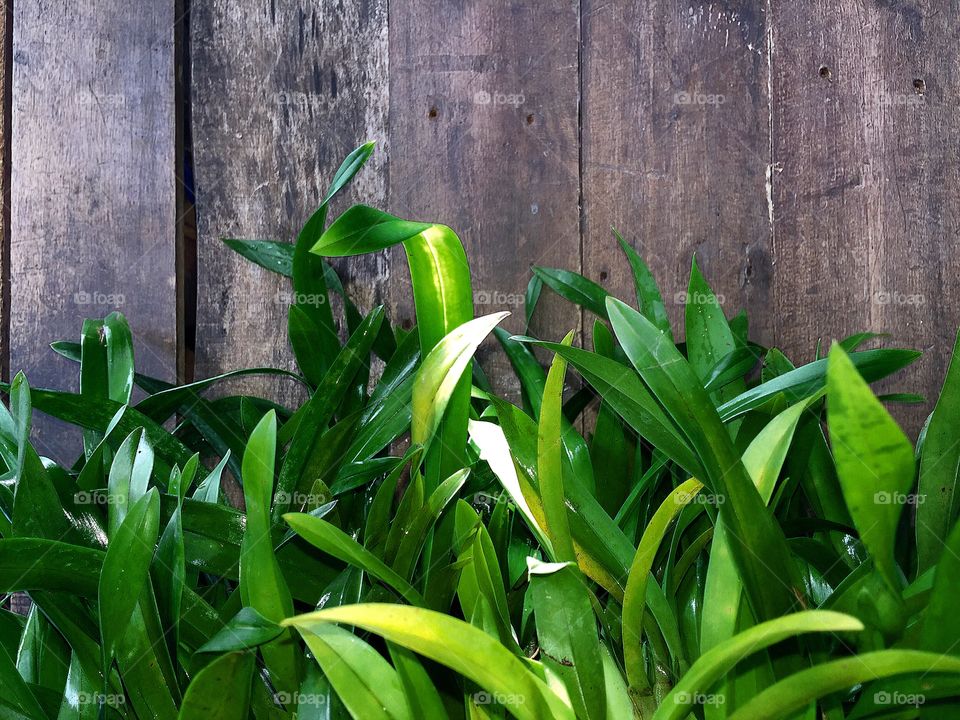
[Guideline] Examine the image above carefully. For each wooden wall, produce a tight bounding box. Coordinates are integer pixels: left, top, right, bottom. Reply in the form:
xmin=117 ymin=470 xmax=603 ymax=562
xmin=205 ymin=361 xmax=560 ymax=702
xmin=7 ymin=0 xmax=959 ymax=450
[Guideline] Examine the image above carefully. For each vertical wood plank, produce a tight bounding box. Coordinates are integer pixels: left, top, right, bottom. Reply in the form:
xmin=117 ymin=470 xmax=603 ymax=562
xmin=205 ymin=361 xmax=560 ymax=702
xmin=388 ymin=0 xmax=580 ymax=397
xmin=0 ymin=0 xmax=9 ymax=385
xmin=191 ymin=1 xmax=389 ymax=400
xmin=581 ymin=2 xmax=773 ymax=344
xmin=770 ymin=1 xmax=960 ymax=435
xmin=10 ymin=0 xmax=177 ymax=459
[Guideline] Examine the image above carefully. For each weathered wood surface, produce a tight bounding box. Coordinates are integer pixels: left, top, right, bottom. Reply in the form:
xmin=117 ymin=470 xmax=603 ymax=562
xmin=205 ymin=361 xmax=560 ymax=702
xmin=582 ymin=1 xmax=773 ymax=350
xmin=0 ymin=0 xmax=8 ymax=384
xmin=579 ymin=1 xmax=958 ymax=436
xmin=770 ymin=1 xmax=959 ymax=434
xmin=190 ymin=0 xmax=389 ymax=403
xmin=389 ymin=0 xmax=581 ymax=398
xmin=7 ymin=0 xmax=960 ymax=442
xmin=9 ymin=0 xmax=177 ymax=459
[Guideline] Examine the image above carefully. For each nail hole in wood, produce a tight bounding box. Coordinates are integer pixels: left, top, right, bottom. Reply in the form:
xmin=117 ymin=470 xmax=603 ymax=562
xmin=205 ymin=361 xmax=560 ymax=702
xmin=428 ymin=106 xmax=438 ymax=119
xmin=599 ymin=271 xmax=608 ymax=281
xmin=913 ymin=78 xmax=925 ymax=94
xmin=819 ymin=65 xmax=831 ymax=79
xmin=526 ymin=114 xmax=535 ymax=125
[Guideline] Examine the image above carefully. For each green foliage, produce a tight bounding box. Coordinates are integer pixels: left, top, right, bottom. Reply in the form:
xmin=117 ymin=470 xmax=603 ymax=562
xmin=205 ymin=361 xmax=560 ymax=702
xmin=2 ymin=141 xmax=958 ymax=720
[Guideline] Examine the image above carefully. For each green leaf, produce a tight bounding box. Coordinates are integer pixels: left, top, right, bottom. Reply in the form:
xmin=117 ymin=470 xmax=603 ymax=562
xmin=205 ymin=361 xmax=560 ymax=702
xmin=532 ymin=267 xmax=608 ymax=318
xmin=827 ymin=344 xmax=913 ymax=593
xmin=298 ymin=623 xmax=411 ymax=720
xmin=0 ymin=539 xmax=103 ymax=596
xmin=239 ymin=410 xmax=299 ymax=694
xmin=538 ymin=332 xmax=577 ymax=564
xmin=917 ymin=328 xmax=960 ymax=572
xmin=701 ymin=398 xmax=815 ymax=656
xmin=274 ymin=307 xmax=385 ymax=521
xmin=729 ymin=651 xmax=960 ymax=720
xmin=284 ymin=604 xmax=573 ymax=720
xmin=393 ymin=468 xmax=469 ymax=579
xmin=920 ymin=517 xmax=960 ymax=653
xmin=654 ymin=611 xmax=864 ymax=720
xmin=311 ymin=204 xmax=474 ymax=481
xmin=717 ymin=347 xmax=921 ymax=421
xmin=179 ymin=652 xmax=255 ymax=720
xmin=622 ymin=478 xmax=703 ymax=693
xmin=193 ymin=451 xmax=229 ymax=504
xmin=412 ymin=313 xmax=508 ymax=450
xmin=388 ymin=643 xmax=449 ymax=720
xmin=525 ymin=275 xmax=543 ymax=331
xmin=606 ymin=297 xmax=803 ymax=624
xmin=0 ymin=649 xmax=45 ymax=720
xmin=153 ymin=497 xmax=185 ymax=663
xmin=284 ymin=513 xmax=425 ymax=606
xmin=288 ymin=304 xmax=328 ymax=386
xmin=684 ymin=256 xmax=738 ymax=390
xmin=194 ymin=607 xmax=282 ymax=655
xmin=223 ymin=238 xmax=294 ymax=276
xmin=79 ymin=313 xmax=134 ymax=454
xmin=98 ymin=488 xmax=160 ymax=677
xmin=614 ymin=229 xmax=673 ymax=340
xmin=512 ymin=339 xmax=702 ymax=479
xmin=106 ymin=427 xmax=153 ymax=537
xmin=528 ymin=559 xmax=606 ymax=720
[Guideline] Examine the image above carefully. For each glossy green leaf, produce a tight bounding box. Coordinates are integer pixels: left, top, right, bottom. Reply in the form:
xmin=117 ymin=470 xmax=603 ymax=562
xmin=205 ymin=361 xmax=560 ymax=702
xmin=98 ymin=488 xmax=160 ymax=677
xmin=718 ymin=348 xmax=920 ymax=421
xmin=528 ymin=559 xmax=606 ymax=720
xmin=179 ymin=651 xmax=255 ymax=720
xmin=223 ymin=238 xmax=294 ymax=276
xmin=532 ymin=267 xmax=608 ymax=318
xmin=655 ymin=611 xmax=864 ymax=720
xmin=614 ymin=229 xmax=673 ymax=340
xmin=197 ymin=607 xmax=282 ymax=654
xmin=827 ymin=344 xmax=913 ymax=594
xmin=284 ymin=604 xmax=573 ymax=720
xmin=298 ymin=623 xmax=411 ymax=720
xmin=622 ymin=478 xmax=703 ymax=692
xmin=701 ymin=398 xmax=815 ymax=655
xmin=684 ymin=257 xmax=738 ymax=390
xmin=538 ymin=331 xmax=577 ymax=564
xmin=607 ymin=297 xmax=803 ymax=624
xmin=729 ymin=651 xmax=960 ymax=720
xmin=412 ymin=312 xmax=508 ymax=450
xmin=311 ymin=204 xmax=474 ymax=481
xmin=917 ymin=328 xmax=960 ymax=572
xmin=239 ymin=411 xmax=299 ymax=694
xmin=284 ymin=513 xmax=425 ymax=606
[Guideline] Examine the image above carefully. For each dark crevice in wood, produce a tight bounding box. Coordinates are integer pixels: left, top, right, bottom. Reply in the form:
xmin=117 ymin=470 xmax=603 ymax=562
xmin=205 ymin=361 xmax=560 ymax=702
xmin=576 ymin=0 xmax=584 ymax=337
xmin=175 ymin=0 xmax=197 ymax=385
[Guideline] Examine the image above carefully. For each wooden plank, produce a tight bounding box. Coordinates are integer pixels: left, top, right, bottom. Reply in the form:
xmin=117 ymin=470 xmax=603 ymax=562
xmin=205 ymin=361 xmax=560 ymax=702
xmin=388 ymin=0 xmax=580 ymax=398
xmin=581 ymin=2 xmax=773 ymax=345
xmin=769 ymin=1 xmax=960 ymax=436
xmin=9 ymin=0 xmax=177 ymax=459
xmin=0 ymin=0 xmax=9 ymax=385
xmin=190 ymin=1 xmax=389 ymax=402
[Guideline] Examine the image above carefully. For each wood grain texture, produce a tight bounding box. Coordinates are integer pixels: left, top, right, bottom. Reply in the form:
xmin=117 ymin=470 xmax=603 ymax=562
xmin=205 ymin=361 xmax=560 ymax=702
xmin=0 ymin=0 xmax=9 ymax=384
xmin=581 ymin=1 xmax=773 ymax=345
xmin=10 ymin=0 xmax=176 ymax=459
xmin=388 ymin=0 xmax=580 ymax=398
xmin=769 ymin=0 xmax=960 ymax=436
xmin=190 ymin=0 xmax=388 ymax=403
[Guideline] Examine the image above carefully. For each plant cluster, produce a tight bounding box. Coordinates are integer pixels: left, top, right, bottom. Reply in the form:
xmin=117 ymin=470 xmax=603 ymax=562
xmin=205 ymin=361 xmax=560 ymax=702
xmin=2 ymin=143 xmax=959 ymax=719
